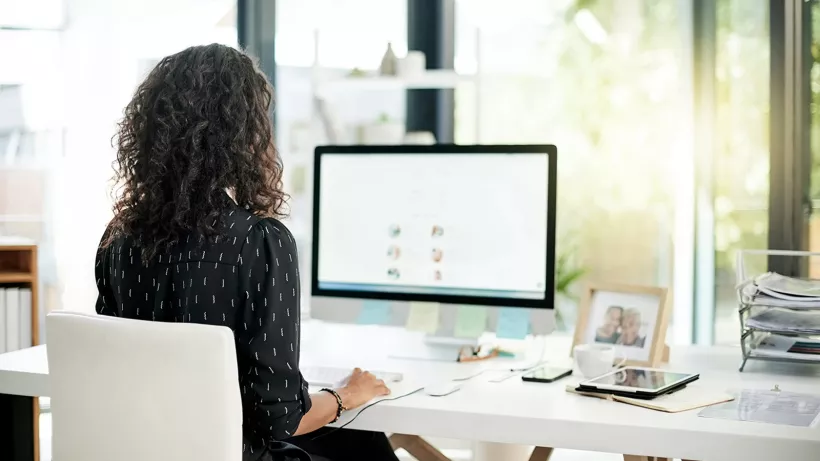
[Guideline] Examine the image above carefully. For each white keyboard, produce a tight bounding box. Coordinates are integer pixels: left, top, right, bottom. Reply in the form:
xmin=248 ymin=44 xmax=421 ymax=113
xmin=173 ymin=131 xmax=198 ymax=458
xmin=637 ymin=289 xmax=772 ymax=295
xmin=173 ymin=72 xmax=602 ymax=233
xmin=302 ymin=366 xmax=404 ymax=387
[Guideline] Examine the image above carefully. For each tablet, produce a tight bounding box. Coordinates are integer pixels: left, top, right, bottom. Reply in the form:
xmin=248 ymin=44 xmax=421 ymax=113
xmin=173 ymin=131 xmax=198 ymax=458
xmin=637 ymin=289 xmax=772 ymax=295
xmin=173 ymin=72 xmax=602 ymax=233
xmin=577 ymin=367 xmax=699 ymax=399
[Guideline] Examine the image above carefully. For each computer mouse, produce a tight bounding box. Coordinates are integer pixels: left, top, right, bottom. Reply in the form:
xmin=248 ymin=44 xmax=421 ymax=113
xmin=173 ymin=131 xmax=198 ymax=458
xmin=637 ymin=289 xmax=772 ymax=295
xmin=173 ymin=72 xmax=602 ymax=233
xmin=423 ymin=382 xmax=462 ymax=397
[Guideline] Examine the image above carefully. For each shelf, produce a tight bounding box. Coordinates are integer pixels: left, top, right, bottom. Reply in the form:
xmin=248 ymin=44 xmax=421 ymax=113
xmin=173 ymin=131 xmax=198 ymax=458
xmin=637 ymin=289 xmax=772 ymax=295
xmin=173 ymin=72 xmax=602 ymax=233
xmin=745 ymin=354 xmax=820 ymax=365
xmin=0 ymin=236 xmax=36 ymax=246
xmin=0 ymin=272 xmax=33 ymax=283
xmin=315 ymin=70 xmax=472 ymax=95
xmin=743 ymin=326 xmax=820 ymax=336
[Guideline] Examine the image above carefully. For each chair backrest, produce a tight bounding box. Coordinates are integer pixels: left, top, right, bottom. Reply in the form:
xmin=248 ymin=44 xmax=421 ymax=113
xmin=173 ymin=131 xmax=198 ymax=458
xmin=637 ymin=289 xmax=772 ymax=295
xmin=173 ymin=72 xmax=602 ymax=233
xmin=46 ymin=311 xmax=242 ymax=461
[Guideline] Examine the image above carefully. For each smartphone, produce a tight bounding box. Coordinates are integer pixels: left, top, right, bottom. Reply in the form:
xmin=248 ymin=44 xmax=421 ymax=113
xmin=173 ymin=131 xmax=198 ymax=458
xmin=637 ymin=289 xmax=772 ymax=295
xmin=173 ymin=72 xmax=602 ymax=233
xmin=521 ymin=366 xmax=573 ymax=383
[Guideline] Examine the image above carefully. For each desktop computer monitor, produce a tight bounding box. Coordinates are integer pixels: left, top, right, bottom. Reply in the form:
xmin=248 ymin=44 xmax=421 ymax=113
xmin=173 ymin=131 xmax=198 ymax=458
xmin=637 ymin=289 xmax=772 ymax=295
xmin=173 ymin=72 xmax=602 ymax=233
xmin=310 ymin=144 xmax=557 ymax=312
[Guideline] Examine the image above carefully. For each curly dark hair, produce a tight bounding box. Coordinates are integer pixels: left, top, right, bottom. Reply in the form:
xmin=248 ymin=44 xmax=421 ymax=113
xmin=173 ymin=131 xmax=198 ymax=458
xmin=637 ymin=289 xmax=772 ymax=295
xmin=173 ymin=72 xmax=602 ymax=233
xmin=106 ymin=44 xmax=286 ymax=263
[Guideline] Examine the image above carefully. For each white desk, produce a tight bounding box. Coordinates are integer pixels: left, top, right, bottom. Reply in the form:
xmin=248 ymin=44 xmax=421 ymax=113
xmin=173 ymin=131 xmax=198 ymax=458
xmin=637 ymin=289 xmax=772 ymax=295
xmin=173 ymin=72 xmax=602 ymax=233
xmin=2 ymin=322 xmax=820 ymax=461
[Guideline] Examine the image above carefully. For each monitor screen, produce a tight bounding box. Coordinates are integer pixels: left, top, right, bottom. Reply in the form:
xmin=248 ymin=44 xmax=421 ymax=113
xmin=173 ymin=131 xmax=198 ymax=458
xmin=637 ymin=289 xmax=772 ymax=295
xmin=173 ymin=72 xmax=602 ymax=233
xmin=311 ymin=145 xmax=556 ymax=308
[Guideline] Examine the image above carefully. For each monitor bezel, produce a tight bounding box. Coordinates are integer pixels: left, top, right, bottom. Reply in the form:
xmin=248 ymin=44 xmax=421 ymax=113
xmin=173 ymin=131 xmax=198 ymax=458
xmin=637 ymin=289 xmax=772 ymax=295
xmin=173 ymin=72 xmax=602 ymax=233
xmin=310 ymin=144 xmax=557 ymax=309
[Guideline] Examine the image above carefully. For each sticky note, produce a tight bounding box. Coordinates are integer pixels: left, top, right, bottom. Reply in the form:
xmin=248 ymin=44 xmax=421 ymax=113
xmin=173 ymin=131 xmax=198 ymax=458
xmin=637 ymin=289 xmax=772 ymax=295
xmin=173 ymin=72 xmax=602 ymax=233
xmin=496 ymin=308 xmax=530 ymax=339
xmin=454 ymin=305 xmax=488 ymax=338
xmin=357 ymin=300 xmax=391 ymax=325
xmin=290 ymin=166 xmax=307 ymax=194
xmin=406 ymin=302 xmax=440 ymax=333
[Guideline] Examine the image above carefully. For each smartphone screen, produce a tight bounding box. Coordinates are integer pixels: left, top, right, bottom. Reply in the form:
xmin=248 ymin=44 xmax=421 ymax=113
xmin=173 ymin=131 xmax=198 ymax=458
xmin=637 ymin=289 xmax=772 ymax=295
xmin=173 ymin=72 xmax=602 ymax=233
xmin=522 ymin=366 xmax=572 ymax=383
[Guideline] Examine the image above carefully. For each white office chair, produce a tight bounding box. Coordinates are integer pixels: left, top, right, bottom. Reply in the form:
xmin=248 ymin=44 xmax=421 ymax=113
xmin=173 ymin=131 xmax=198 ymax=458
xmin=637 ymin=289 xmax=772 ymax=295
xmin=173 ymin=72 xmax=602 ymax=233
xmin=46 ymin=311 xmax=242 ymax=461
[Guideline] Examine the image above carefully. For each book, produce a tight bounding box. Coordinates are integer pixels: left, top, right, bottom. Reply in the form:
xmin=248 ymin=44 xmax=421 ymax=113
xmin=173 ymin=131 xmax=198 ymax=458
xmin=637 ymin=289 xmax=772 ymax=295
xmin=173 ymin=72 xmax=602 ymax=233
xmin=613 ymin=388 xmax=734 ymax=412
xmin=566 ymin=383 xmax=734 ymax=413
xmin=5 ymin=287 xmax=19 ymax=352
xmin=19 ymin=288 xmax=31 ymax=348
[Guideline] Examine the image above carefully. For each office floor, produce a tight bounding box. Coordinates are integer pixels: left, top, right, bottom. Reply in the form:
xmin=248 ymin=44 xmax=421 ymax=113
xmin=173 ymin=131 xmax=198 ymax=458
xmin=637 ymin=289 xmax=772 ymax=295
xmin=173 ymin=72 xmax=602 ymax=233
xmin=38 ymin=411 xmax=625 ymax=461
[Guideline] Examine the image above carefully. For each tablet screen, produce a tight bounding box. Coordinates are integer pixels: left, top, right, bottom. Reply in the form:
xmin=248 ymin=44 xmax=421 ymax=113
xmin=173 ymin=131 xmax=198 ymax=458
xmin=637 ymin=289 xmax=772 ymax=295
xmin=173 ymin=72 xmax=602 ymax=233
xmin=583 ymin=368 xmax=693 ymax=391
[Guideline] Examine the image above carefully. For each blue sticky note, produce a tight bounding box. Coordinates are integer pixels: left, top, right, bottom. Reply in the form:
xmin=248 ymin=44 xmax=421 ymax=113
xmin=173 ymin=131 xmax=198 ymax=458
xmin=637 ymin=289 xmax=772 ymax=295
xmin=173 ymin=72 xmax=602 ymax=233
xmin=496 ymin=308 xmax=530 ymax=339
xmin=357 ymin=300 xmax=391 ymax=325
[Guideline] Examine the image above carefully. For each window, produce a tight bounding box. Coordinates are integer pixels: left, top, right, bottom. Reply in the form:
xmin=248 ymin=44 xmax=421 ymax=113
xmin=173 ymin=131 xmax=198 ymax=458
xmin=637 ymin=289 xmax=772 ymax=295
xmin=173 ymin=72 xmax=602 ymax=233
xmin=712 ymin=0 xmax=769 ymax=344
xmin=0 ymin=1 xmax=238 ymax=324
xmin=454 ymin=0 xmax=694 ymax=340
xmin=273 ymin=0 xmax=408 ymax=236
xmin=0 ymin=0 xmax=64 ymax=29
xmin=275 ymin=0 xmax=407 ymax=68
xmin=0 ymin=23 xmax=64 ymax=337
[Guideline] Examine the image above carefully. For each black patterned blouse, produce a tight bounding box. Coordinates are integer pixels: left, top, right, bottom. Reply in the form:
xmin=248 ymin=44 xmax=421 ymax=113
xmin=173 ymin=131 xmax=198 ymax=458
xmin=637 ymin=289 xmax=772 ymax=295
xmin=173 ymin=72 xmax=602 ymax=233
xmin=95 ymin=204 xmax=312 ymax=461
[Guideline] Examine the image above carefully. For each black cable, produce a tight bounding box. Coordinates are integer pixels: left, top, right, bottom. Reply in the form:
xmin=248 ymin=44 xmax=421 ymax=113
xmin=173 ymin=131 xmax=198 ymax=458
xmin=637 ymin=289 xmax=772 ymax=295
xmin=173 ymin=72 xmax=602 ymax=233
xmin=309 ymin=388 xmax=424 ymax=441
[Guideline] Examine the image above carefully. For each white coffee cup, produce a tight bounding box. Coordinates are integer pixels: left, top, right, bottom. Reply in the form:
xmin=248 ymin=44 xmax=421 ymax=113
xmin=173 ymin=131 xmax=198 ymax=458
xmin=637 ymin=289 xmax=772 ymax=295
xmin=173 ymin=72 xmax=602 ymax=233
xmin=573 ymin=344 xmax=626 ymax=379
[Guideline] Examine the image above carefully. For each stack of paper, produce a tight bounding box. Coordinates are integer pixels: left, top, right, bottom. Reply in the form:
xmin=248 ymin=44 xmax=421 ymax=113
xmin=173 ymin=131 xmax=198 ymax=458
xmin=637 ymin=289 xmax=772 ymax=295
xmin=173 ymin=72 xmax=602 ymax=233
xmin=752 ymin=334 xmax=820 ymax=362
xmin=740 ymin=273 xmax=820 ymax=335
xmin=0 ymin=287 xmax=33 ymax=353
xmin=746 ymin=273 xmax=820 ymax=309
xmin=746 ymin=308 xmax=820 ymax=334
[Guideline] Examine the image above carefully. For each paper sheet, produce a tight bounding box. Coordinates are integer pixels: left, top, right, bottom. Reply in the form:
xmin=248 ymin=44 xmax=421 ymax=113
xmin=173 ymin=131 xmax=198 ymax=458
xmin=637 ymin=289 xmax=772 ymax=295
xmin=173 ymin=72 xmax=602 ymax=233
xmin=454 ymin=305 xmax=488 ymax=338
xmin=746 ymin=308 xmax=820 ymax=334
xmin=699 ymin=389 xmax=820 ymax=427
xmin=756 ymin=272 xmax=820 ymax=298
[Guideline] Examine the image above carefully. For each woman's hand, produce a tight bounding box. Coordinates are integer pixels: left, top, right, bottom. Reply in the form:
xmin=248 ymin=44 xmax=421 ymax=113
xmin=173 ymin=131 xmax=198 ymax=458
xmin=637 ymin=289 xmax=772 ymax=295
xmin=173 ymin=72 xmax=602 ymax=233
xmin=337 ymin=368 xmax=390 ymax=410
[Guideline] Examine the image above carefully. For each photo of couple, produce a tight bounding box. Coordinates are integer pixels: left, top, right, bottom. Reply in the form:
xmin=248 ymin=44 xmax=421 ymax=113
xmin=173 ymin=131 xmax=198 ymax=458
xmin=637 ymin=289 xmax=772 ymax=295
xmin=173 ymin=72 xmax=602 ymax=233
xmin=594 ymin=305 xmax=646 ymax=348
xmin=574 ymin=284 xmax=669 ymax=365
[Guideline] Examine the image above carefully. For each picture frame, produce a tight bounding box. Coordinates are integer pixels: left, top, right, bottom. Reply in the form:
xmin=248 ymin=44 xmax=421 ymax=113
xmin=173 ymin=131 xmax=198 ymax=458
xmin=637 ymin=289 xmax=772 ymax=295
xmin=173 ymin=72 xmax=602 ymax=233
xmin=571 ymin=282 xmax=670 ymax=366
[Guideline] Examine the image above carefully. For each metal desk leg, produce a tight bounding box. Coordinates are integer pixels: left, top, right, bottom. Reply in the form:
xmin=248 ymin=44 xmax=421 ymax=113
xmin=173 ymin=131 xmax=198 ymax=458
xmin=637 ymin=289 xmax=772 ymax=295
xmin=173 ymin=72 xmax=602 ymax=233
xmin=0 ymin=394 xmax=35 ymax=461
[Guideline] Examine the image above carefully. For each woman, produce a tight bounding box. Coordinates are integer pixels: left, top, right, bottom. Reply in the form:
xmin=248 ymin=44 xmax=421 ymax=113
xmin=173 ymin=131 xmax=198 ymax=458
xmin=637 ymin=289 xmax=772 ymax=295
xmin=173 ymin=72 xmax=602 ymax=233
xmin=616 ymin=308 xmax=646 ymax=348
xmin=94 ymin=44 xmax=399 ymax=461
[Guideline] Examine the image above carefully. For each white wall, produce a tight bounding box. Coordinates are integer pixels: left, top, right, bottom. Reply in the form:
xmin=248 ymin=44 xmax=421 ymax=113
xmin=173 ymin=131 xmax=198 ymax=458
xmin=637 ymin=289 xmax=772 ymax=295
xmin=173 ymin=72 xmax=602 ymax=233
xmin=55 ymin=0 xmax=236 ymax=313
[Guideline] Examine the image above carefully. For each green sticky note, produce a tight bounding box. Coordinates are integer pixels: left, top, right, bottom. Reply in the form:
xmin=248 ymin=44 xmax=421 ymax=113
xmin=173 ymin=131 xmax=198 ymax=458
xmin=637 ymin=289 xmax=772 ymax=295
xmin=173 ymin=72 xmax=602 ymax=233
xmin=357 ymin=300 xmax=391 ymax=325
xmin=496 ymin=308 xmax=530 ymax=339
xmin=454 ymin=305 xmax=488 ymax=338
xmin=290 ymin=165 xmax=307 ymax=194
xmin=406 ymin=302 xmax=440 ymax=333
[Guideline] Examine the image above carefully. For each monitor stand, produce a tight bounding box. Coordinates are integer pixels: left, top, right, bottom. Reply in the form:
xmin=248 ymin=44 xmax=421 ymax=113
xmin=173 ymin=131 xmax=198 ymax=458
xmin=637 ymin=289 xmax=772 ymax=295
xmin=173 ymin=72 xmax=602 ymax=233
xmin=389 ymin=334 xmax=479 ymax=362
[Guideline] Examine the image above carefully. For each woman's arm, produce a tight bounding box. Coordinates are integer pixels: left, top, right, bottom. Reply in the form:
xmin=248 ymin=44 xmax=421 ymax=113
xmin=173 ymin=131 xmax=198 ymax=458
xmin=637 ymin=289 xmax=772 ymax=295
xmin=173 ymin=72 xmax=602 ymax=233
xmin=294 ymin=370 xmax=390 ymax=436
xmin=237 ymin=220 xmax=312 ymax=441
xmin=292 ymin=391 xmax=339 ymax=436
xmin=238 ymin=219 xmax=390 ymax=440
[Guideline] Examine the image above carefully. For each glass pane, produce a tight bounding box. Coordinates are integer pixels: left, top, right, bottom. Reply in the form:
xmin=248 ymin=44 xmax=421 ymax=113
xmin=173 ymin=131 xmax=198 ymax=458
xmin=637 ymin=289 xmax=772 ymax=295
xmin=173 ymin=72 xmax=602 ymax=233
xmin=0 ymin=2 xmax=239 ymax=326
xmin=0 ymin=29 xmax=63 ymax=344
xmin=713 ymin=0 xmax=769 ymax=345
xmin=275 ymin=0 xmax=408 ymax=68
xmin=274 ymin=0 xmax=409 ymax=312
xmin=810 ymin=1 xmax=820 ymax=276
xmin=274 ymin=0 xmax=408 ymax=233
xmin=0 ymin=0 xmax=64 ymax=29
xmin=454 ymin=0 xmax=693 ymax=338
